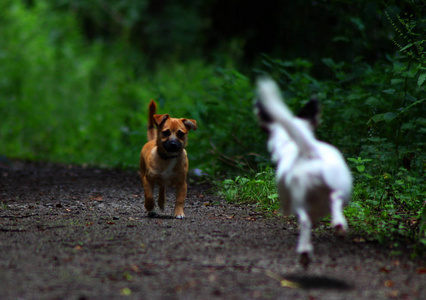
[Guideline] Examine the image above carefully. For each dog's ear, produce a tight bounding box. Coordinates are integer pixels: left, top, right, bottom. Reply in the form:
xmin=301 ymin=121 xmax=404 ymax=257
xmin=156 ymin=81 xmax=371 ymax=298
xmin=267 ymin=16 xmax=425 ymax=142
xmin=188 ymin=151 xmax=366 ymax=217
xmin=182 ymin=119 xmax=197 ymax=131
xmin=253 ymin=100 xmax=272 ymax=134
xmin=254 ymin=100 xmax=273 ymax=124
xmin=153 ymin=114 xmax=169 ymax=127
xmin=297 ymin=97 xmax=320 ymax=128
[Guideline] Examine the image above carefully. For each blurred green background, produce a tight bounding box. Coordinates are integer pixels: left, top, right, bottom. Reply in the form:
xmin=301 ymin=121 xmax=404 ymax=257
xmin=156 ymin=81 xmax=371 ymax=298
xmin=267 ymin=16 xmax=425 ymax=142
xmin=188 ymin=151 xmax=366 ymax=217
xmin=1 ymin=0 xmax=424 ymax=173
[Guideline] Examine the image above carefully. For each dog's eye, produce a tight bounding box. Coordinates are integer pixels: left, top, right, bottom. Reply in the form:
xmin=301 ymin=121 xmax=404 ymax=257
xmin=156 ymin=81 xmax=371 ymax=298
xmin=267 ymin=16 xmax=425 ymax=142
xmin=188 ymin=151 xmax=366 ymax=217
xmin=162 ymin=130 xmax=171 ymax=137
xmin=177 ymin=130 xmax=185 ymax=139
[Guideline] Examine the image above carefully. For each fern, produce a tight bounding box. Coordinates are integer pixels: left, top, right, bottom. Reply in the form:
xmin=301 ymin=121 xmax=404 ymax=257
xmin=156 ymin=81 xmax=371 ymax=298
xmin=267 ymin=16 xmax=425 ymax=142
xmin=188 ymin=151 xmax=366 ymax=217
xmin=385 ymin=9 xmax=426 ymax=67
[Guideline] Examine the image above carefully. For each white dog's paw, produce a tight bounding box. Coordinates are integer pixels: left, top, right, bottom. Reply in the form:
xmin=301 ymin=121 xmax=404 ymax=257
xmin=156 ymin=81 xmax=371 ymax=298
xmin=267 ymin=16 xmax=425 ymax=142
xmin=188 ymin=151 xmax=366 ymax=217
xmin=334 ymin=224 xmax=347 ymax=237
xmin=175 ymin=214 xmax=185 ymax=219
xmin=299 ymin=252 xmax=311 ymax=269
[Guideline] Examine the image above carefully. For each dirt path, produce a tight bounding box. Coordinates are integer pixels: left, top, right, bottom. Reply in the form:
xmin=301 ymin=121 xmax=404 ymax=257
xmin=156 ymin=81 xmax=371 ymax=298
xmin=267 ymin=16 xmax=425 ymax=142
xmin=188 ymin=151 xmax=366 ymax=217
xmin=0 ymin=161 xmax=424 ymax=299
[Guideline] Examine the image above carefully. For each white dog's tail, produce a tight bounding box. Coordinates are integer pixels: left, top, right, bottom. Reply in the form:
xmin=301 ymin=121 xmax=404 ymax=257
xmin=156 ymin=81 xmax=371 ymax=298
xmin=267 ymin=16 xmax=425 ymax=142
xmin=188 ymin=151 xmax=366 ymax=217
xmin=257 ymin=78 xmax=318 ymax=158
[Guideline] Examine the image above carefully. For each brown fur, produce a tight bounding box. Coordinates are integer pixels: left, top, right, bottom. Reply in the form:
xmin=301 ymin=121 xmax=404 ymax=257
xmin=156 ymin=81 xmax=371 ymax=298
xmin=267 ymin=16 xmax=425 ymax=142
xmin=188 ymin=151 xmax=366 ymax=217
xmin=139 ymin=100 xmax=197 ymax=218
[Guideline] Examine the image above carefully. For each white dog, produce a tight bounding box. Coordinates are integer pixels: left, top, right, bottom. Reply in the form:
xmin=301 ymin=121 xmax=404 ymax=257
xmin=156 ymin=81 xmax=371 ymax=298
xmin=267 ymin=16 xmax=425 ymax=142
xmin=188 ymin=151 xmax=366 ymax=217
xmin=255 ymin=78 xmax=353 ymax=267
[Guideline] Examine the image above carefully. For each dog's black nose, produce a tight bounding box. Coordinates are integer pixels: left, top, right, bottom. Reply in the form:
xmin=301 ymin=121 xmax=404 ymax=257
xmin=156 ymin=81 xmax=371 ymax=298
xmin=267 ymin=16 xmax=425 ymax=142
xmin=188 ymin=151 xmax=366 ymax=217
xmin=164 ymin=140 xmax=182 ymax=153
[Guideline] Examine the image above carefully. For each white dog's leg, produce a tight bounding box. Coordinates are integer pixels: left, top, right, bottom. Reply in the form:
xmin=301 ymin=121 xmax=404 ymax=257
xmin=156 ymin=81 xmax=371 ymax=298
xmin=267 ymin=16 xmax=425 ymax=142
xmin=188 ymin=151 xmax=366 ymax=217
xmin=296 ymin=209 xmax=313 ymax=268
xmin=330 ymin=191 xmax=348 ymax=236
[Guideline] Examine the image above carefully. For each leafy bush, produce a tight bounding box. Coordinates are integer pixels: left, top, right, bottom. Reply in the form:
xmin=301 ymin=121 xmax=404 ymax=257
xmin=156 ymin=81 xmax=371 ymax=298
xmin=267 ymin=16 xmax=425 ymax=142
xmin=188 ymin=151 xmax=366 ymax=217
xmin=347 ymin=159 xmax=425 ymax=253
xmin=0 ymin=1 xmax=142 ymax=166
xmin=217 ymin=167 xmax=279 ymax=212
xmin=195 ymin=69 xmax=269 ymax=174
xmin=0 ymin=1 xmax=243 ymax=170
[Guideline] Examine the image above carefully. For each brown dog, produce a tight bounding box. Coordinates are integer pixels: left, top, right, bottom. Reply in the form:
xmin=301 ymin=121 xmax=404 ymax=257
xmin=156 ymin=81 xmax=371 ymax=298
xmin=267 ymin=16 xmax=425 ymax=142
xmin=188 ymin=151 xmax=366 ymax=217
xmin=140 ymin=100 xmax=197 ymax=219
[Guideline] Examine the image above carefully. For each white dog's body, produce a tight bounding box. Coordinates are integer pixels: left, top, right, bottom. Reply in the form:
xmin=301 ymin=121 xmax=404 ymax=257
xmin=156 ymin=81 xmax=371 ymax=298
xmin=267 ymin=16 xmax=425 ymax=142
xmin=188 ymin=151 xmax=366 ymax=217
xmin=256 ymin=78 xmax=353 ymax=267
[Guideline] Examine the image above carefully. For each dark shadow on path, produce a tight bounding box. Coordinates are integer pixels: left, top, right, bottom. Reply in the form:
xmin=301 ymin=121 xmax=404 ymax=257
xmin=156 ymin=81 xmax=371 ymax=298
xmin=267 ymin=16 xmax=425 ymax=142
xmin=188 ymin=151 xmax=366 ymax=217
xmin=284 ymin=274 xmax=353 ymax=290
xmin=144 ymin=214 xmax=176 ymax=220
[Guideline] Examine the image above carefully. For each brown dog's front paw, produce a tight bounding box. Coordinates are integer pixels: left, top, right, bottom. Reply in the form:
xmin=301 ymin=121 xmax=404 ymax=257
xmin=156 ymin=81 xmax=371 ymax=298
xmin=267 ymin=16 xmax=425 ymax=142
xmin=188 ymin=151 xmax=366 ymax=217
xmin=175 ymin=214 xmax=185 ymax=219
xmin=174 ymin=205 xmax=185 ymax=219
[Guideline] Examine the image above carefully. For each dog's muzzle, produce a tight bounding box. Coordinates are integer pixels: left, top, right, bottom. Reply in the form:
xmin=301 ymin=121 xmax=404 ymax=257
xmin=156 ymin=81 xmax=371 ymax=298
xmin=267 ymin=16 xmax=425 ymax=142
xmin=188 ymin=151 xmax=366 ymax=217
xmin=163 ymin=139 xmax=183 ymax=153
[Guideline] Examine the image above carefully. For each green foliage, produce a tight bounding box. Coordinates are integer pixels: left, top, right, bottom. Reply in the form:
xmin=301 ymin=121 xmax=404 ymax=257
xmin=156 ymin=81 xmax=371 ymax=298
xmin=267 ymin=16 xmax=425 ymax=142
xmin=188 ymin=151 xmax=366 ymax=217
xmin=195 ymin=69 xmax=268 ymax=174
xmin=385 ymin=5 xmax=426 ymax=68
xmin=53 ymin=0 xmax=208 ymax=61
xmin=347 ymin=158 xmax=425 ymax=252
xmin=0 ymin=1 xmax=234 ymax=169
xmin=217 ymin=167 xmax=279 ymax=212
xmin=0 ymin=202 xmax=9 ymax=210
xmin=347 ymin=157 xmax=373 ymax=174
xmin=0 ymin=1 xmax=141 ymax=166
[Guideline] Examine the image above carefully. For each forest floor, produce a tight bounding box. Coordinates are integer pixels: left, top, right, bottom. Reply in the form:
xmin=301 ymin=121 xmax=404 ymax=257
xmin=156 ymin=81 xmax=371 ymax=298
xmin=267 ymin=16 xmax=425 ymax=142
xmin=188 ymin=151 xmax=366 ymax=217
xmin=0 ymin=160 xmax=425 ymax=300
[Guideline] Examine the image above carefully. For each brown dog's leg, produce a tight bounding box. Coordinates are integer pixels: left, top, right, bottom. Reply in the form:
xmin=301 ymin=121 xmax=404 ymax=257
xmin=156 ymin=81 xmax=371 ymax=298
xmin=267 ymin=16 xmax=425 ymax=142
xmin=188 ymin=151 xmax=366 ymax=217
xmin=143 ymin=178 xmax=156 ymax=217
xmin=158 ymin=186 xmax=166 ymax=211
xmin=174 ymin=183 xmax=187 ymax=219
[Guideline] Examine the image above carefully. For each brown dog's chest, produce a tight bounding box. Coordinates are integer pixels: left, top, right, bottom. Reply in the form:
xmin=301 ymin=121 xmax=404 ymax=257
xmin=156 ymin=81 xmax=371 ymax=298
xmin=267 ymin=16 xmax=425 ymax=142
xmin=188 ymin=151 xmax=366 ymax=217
xmin=144 ymin=147 xmax=188 ymax=187
xmin=147 ymin=159 xmax=178 ymax=185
